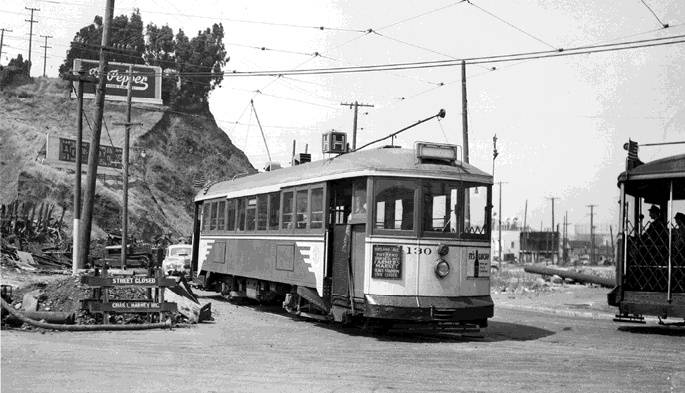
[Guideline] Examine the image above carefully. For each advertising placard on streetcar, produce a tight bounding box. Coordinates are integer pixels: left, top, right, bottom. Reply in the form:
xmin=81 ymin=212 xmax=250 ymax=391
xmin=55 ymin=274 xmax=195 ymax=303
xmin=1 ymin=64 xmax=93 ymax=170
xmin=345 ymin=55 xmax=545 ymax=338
xmin=467 ymin=248 xmax=490 ymax=278
xmin=372 ymin=245 xmax=402 ymax=279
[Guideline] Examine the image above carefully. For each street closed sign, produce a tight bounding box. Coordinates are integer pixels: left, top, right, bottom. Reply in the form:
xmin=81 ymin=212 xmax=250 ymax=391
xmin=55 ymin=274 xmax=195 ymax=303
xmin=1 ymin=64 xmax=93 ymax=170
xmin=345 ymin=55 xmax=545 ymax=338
xmin=72 ymin=58 xmax=162 ymax=105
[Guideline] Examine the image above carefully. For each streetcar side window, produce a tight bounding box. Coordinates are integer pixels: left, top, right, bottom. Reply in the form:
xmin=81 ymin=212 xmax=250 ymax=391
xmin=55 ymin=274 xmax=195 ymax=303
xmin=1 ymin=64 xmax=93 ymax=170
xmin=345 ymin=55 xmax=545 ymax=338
xmin=296 ymin=190 xmax=309 ymax=229
xmin=217 ymin=201 xmax=226 ymax=230
xmin=226 ymin=199 xmax=236 ymax=231
xmin=202 ymin=202 xmax=211 ymax=231
xmin=210 ymin=202 xmax=218 ymax=231
xmin=311 ymin=188 xmax=324 ymax=229
xmin=282 ymin=191 xmax=294 ymax=229
xmin=268 ymin=192 xmax=280 ymax=230
xmin=257 ymin=194 xmax=268 ymax=231
xmin=246 ymin=197 xmax=257 ymax=231
xmin=237 ymin=198 xmax=246 ymax=231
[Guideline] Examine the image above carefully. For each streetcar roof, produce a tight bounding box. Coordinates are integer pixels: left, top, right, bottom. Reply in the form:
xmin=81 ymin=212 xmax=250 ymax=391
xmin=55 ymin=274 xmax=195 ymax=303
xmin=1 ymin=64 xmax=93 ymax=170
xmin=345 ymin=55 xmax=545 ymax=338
xmin=195 ymin=146 xmax=492 ymax=201
xmin=618 ymin=154 xmax=685 ymax=200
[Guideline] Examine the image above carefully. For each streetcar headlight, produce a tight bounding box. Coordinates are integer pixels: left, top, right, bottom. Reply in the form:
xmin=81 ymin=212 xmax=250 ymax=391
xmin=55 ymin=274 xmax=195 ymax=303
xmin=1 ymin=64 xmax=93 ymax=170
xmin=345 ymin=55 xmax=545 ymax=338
xmin=435 ymin=260 xmax=450 ymax=279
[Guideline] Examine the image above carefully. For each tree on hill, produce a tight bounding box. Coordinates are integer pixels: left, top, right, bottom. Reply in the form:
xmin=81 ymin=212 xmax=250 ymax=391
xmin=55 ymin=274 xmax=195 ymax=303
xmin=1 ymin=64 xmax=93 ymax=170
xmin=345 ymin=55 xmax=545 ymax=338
xmin=61 ymin=11 xmax=228 ymax=110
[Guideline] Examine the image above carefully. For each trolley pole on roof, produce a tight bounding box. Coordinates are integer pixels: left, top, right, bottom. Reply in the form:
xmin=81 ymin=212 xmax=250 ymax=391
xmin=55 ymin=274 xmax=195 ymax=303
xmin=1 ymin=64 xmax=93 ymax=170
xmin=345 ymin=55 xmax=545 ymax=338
xmin=250 ymin=100 xmax=272 ymax=170
xmin=341 ymin=101 xmax=374 ymax=150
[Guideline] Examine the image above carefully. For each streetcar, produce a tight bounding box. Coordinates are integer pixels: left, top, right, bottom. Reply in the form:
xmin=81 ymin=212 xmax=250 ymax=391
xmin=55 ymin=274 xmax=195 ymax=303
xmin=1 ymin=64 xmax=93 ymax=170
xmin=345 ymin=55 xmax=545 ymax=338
xmin=609 ymin=141 xmax=685 ymax=324
xmin=191 ymin=141 xmax=494 ymax=328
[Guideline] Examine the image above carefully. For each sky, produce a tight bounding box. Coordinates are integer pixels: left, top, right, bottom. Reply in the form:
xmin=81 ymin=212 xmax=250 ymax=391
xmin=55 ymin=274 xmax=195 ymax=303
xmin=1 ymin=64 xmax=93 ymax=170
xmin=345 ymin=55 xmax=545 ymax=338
xmin=1 ymin=0 xmax=684 ymax=232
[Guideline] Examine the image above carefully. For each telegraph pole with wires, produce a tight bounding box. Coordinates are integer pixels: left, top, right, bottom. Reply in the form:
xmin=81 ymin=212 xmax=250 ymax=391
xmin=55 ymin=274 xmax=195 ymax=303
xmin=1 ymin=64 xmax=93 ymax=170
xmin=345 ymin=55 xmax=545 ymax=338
xmin=547 ymin=196 xmax=558 ymax=261
xmin=113 ymin=64 xmax=143 ymax=270
xmin=25 ymin=7 xmax=40 ymax=75
xmin=341 ymin=101 xmax=374 ymax=150
xmin=62 ymin=65 xmax=97 ymax=275
xmin=79 ymin=0 xmax=115 ymax=269
xmin=40 ymin=34 xmax=52 ymax=77
xmin=587 ymin=204 xmax=597 ymax=265
xmin=0 ymin=28 xmax=13 ymax=62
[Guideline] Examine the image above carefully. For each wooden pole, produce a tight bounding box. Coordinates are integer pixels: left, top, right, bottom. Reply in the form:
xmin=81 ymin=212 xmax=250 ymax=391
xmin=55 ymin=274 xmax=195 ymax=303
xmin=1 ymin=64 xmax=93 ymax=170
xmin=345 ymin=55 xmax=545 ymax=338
xmin=121 ymin=64 xmax=133 ymax=270
xmin=79 ymin=0 xmax=115 ymax=269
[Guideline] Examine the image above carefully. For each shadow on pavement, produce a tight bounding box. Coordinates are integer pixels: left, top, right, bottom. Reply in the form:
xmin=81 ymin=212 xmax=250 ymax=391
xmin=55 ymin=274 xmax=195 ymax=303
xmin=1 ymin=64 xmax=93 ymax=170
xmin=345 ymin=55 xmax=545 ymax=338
xmin=198 ymin=294 xmax=555 ymax=343
xmin=617 ymin=325 xmax=685 ymax=336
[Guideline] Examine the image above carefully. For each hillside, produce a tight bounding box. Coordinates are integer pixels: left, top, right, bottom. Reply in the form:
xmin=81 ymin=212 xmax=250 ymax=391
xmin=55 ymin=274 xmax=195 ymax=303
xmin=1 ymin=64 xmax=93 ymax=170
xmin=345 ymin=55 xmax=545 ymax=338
xmin=0 ymin=77 xmax=255 ymax=244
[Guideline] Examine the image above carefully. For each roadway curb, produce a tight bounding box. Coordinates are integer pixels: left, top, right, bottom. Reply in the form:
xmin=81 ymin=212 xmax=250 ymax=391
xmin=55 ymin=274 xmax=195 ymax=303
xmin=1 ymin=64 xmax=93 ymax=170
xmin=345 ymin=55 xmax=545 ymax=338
xmin=495 ymin=302 xmax=615 ymax=320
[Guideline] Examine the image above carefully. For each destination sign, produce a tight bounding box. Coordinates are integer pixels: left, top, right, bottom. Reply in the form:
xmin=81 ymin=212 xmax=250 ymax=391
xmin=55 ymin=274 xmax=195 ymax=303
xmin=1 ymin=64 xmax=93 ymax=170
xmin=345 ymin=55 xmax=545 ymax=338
xmin=372 ymin=245 xmax=402 ymax=279
xmin=81 ymin=275 xmax=178 ymax=288
xmin=86 ymin=300 xmax=177 ymax=314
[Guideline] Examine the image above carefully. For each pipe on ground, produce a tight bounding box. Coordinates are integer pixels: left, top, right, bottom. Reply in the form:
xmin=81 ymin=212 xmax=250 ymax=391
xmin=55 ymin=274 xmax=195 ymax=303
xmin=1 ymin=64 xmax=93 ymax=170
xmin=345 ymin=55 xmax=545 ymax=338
xmin=523 ymin=264 xmax=615 ymax=288
xmin=1 ymin=297 xmax=172 ymax=331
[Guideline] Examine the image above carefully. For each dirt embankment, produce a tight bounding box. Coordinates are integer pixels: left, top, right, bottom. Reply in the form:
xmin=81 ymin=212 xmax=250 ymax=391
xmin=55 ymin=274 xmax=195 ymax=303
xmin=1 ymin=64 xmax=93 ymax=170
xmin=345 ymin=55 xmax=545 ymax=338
xmin=0 ymin=77 xmax=255 ymax=244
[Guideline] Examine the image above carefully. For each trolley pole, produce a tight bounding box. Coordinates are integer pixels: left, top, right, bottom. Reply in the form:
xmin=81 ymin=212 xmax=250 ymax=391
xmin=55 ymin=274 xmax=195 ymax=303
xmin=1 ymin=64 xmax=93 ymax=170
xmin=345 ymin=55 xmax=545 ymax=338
xmin=25 ymin=7 xmax=40 ymax=75
xmin=113 ymin=65 xmax=143 ymax=270
xmin=79 ymin=0 xmax=115 ymax=269
xmin=461 ymin=60 xmax=469 ymax=163
xmin=341 ymin=101 xmax=374 ymax=150
xmin=587 ymin=204 xmax=596 ymax=265
xmin=40 ymin=35 xmax=52 ymax=77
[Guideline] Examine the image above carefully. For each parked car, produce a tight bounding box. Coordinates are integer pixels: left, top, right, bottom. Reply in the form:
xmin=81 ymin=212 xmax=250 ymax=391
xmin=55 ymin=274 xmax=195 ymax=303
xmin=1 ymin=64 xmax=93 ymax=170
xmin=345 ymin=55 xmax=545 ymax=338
xmin=162 ymin=244 xmax=192 ymax=276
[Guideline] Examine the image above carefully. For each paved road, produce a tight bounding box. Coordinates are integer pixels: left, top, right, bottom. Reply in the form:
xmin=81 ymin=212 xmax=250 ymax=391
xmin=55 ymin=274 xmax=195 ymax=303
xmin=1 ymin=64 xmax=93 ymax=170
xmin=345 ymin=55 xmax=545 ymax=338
xmin=2 ymin=294 xmax=683 ymax=393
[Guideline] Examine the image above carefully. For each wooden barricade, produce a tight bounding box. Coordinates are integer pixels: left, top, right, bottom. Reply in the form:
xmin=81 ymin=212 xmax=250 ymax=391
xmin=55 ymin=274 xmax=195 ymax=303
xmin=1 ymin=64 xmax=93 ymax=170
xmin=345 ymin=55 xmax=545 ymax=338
xmin=81 ymin=266 xmax=178 ymax=324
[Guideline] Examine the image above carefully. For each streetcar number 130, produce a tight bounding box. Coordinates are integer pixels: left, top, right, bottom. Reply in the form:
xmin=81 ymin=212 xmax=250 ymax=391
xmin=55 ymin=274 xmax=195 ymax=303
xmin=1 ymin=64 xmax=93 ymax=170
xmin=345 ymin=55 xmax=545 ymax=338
xmin=404 ymin=246 xmax=432 ymax=255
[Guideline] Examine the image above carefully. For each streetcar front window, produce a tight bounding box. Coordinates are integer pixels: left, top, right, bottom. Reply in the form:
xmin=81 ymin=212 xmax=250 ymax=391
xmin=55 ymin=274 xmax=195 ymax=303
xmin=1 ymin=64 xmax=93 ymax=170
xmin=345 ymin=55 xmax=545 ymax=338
xmin=374 ymin=179 xmax=415 ymax=232
xmin=420 ymin=181 xmax=491 ymax=239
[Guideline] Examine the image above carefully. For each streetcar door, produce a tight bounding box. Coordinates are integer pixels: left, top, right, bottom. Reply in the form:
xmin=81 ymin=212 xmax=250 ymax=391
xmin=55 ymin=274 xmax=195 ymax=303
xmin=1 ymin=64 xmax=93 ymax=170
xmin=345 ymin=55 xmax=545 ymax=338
xmin=329 ymin=179 xmax=367 ymax=306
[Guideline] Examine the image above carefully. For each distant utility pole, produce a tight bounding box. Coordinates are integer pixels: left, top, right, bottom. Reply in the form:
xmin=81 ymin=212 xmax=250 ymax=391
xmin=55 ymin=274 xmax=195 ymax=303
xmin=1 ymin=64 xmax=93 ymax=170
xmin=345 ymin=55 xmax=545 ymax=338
xmin=587 ymin=204 xmax=596 ymax=265
xmin=79 ymin=0 xmax=115 ymax=269
xmin=497 ymin=181 xmax=508 ymax=271
xmin=341 ymin=101 xmax=374 ymax=150
xmin=0 ymin=28 xmax=13 ymax=62
xmin=547 ymin=196 xmax=558 ymax=233
xmin=563 ymin=211 xmax=570 ymax=264
xmin=25 ymin=7 xmax=40 ymax=74
xmin=40 ymin=34 xmax=52 ymax=77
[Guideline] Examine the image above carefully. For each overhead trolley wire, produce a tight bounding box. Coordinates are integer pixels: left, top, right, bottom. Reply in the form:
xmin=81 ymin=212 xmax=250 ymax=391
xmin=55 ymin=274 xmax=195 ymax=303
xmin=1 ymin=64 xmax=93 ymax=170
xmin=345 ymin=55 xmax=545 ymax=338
xmin=466 ymin=0 xmax=558 ymax=50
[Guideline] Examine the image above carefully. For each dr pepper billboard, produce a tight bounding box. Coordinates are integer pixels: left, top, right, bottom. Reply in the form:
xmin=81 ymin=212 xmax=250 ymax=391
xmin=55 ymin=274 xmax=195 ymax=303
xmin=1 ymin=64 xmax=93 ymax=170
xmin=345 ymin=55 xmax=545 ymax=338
xmin=72 ymin=58 xmax=162 ymax=105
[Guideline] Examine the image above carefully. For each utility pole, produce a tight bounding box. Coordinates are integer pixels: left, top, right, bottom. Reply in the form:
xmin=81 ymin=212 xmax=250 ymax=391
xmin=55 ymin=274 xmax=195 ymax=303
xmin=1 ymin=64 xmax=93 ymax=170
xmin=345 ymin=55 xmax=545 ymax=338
xmin=547 ymin=196 xmax=558 ymax=262
xmin=497 ymin=181 xmax=508 ymax=271
xmin=62 ymin=65 xmax=97 ymax=274
xmin=25 ymin=7 xmax=40 ymax=75
xmin=492 ymin=134 xmax=498 ymax=177
xmin=113 ymin=65 xmax=143 ymax=270
xmin=40 ymin=34 xmax=52 ymax=77
xmin=523 ymin=199 xmax=528 ymax=232
xmin=587 ymin=204 xmax=596 ymax=265
xmin=341 ymin=101 xmax=374 ymax=150
xmin=461 ymin=60 xmax=469 ymax=163
xmin=79 ymin=0 xmax=115 ymax=269
xmin=563 ymin=211 xmax=570 ymax=264
xmin=0 ymin=28 xmax=13 ymax=62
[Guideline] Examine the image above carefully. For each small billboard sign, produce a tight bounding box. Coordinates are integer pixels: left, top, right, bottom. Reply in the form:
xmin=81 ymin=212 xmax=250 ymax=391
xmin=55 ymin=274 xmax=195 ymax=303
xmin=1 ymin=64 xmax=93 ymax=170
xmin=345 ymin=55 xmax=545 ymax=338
xmin=44 ymin=133 xmax=122 ymax=176
xmin=72 ymin=58 xmax=163 ymax=105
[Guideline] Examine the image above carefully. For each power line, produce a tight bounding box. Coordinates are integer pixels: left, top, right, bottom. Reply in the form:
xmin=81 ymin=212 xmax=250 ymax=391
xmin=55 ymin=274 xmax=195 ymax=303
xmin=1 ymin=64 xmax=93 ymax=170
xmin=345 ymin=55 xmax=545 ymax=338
xmin=207 ymin=33 xmax=685 ymax=77
xmin=466 ymin=1 xmax=557 ymax=50
xmin=378 ymin=1 xmax=467 ymax=30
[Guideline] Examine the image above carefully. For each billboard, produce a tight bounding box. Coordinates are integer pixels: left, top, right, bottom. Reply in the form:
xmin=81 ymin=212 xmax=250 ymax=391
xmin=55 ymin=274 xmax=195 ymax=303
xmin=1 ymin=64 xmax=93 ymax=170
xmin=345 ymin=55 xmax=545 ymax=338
xmin=44 ymin=133 xmax=122 ymax=176
xmin=72 ymin=59 xmax=162 ymax=105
